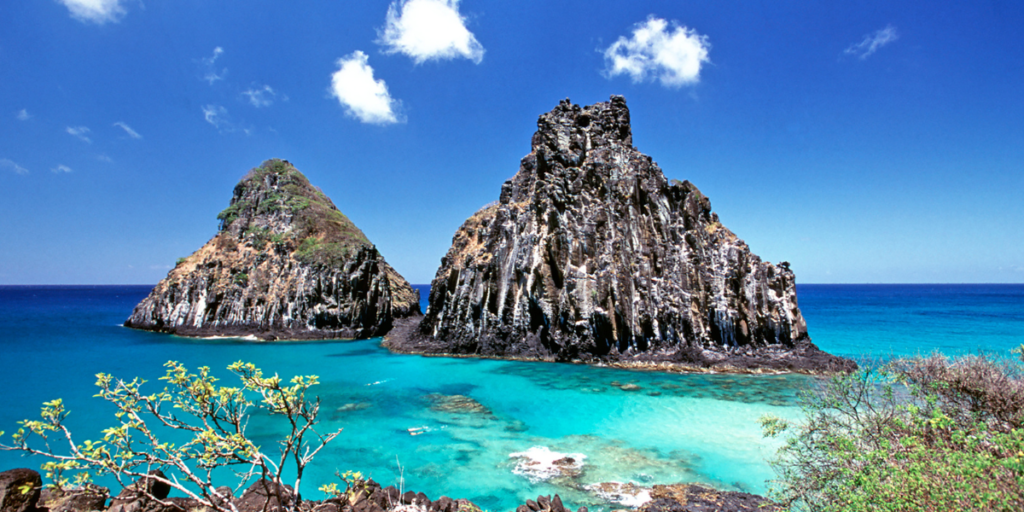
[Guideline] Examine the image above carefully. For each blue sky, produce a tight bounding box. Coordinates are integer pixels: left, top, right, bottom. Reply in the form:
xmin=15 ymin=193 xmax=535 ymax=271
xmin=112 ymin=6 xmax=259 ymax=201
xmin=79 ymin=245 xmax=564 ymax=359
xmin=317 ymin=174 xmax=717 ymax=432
xmin=1 ymin=0 xmax=1022 ymax=285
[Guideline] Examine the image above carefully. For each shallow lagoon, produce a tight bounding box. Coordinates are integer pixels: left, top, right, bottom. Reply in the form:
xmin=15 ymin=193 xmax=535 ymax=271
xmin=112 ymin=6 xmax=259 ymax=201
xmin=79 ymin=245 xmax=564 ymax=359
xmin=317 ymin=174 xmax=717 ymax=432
xmin=1 ymin=284 xmax=1021 ymax=511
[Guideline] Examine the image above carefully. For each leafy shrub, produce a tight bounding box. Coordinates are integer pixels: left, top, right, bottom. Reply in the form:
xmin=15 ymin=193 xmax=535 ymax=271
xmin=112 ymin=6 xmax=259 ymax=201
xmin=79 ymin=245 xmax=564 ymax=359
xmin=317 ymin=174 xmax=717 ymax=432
xmin=233 ymin=272 xmax=249 ymax=286
xmin=215 ymin=160 xmax=371 ymax=266
xmin=270 ymin=233 xmax=289 ymax=248
xmin=294 ymin=237 xmax=356 ymax=268
xmin=0 ymin=361 xmax=340 ymax=512
xmin=762 ymin=348 xmax=1024 ymax=511
xmin=244 ymin=226 xmax=270 ymax=247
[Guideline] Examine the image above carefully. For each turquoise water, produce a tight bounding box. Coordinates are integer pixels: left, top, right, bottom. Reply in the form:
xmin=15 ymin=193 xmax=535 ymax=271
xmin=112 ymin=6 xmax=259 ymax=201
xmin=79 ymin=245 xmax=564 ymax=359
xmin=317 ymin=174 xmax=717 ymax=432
xmin=0 ymin=285 xmax=1021 ymax=510
xmin=799 ymin=284 xmax=1024 ymax=360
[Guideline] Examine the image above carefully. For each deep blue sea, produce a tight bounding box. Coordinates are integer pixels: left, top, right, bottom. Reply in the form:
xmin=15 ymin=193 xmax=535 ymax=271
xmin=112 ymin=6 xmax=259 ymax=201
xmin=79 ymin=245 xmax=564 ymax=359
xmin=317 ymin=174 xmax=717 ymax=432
xmin=0 ymin=284 xmax=1021 ymax=510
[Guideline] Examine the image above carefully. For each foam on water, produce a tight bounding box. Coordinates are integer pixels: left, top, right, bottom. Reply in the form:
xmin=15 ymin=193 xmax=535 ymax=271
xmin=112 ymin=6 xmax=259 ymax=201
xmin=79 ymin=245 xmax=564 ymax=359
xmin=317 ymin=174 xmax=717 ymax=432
xmin=509 ymin=446 xmax=587 ymax=483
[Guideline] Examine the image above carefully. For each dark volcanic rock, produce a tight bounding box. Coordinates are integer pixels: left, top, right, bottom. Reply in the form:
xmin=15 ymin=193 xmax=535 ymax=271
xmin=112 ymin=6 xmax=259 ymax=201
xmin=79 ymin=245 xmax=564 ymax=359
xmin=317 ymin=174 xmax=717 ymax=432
xmin=516 ymin=494 xmax=584 ymax=512
xmin=0 ymin=468 xmax=41 ymax=512
xmin=38 ymin=484 xmax=109 ymax=512
xmin=233 ymin=480 xmax=293 ymax=512
xmin=639 ymin=484 xmax=780 ymax=512
xmin=107 ymin=471 xmax=173 ymax=512
xmin=125 ymin=159 xmax=420 ymax=340
xmin=387 ymin=96 xmax=853 ymax=373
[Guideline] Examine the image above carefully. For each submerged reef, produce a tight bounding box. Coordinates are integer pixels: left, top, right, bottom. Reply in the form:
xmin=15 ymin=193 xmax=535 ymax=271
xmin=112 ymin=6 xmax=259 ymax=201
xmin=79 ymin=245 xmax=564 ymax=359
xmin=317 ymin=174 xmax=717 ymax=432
xmin=387 ymin=96 xmax=853 ymax=374
xmin=125 ymin=159 xmax=419 ymax=340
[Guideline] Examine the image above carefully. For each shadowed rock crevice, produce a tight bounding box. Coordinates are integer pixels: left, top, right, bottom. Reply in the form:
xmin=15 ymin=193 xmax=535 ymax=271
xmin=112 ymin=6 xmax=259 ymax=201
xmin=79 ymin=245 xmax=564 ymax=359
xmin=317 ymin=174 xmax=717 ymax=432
xmin=125 ymin=159 xmax=419 ymax=340
xmin=387 ymin=96 xmax=853 ymax=374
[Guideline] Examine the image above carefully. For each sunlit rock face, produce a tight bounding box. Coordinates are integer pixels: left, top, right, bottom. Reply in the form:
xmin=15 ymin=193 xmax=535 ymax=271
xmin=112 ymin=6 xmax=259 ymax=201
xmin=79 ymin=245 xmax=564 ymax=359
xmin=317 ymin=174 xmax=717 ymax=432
xmin=125 ymin=159 xmax=419 ymax=340
xmin=393 ymin=96 xmax=851 ymax=373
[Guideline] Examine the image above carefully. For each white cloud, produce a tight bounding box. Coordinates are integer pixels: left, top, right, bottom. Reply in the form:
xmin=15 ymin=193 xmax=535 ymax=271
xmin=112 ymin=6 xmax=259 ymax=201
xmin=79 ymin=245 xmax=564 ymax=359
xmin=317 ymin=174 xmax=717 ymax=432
xmin=201 ymin=47 xmax=227 ymax=84
xmin=200 ymin=105 xmax=250 ymax=134
xmin=378 ymin=0 xmax=484 ymax=64
xmin=16 ymin=109 xmax=30 ymax=121
xmin=845 ymin=25 xmax=899 ymax=60
xmin=202 ymin=105 xmax=230 ymax=130
xmin=66 ymin=126 xmax=92 ymax=143
xmin=603 ymin=16 xmax=711 ymax=88
xmin=52 ymin=164 xmax=74 ymax=174
xmin=57 ymin=0 xmax=126 ymax=25
xmin=97 ymin=154 xmax=113 ymax=162
xmin=330 ymin=51 xmax=402 ymax=125
xmin=0 ymin=158 xmax=29 ymax=175
xmin=243 ymin=85 xmax=276 ymax=108
xmin=113 ymin=121 xmax=141 ymax=139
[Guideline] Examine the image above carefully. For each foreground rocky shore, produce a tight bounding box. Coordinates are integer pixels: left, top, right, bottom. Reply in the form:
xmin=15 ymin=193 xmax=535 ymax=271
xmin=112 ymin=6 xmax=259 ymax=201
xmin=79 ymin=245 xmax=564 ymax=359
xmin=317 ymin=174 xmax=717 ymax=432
xmin=0 ymin=468 xmax=778 ymax=512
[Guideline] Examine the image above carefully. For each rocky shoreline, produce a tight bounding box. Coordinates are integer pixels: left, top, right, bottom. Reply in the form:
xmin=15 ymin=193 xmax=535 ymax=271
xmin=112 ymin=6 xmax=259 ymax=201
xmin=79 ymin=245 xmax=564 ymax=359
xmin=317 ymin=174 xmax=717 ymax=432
xmin=0 ymin=468 xmax=778 ymax=512
xmin=385 ymin=316 xmax=853 ymax=375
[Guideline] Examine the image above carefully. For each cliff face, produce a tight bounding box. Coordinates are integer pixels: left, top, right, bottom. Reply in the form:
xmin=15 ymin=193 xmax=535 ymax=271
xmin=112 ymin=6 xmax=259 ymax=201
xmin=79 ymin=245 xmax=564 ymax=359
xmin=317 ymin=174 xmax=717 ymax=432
xmin=389 ymin=97 xmax=851 ymax=372
xmin=125 ymin=159 xmax=419 ymax=340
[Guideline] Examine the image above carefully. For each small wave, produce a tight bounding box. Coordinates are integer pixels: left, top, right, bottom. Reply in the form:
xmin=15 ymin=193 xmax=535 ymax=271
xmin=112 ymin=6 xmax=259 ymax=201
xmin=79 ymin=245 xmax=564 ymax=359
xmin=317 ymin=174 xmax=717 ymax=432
xmin=508 ymin=446 xmax=586 ymax=483
xmin=584 ymin=482 xmax=652 ymax=508
xmin=196 ymin=334 xmax=260 ymax=341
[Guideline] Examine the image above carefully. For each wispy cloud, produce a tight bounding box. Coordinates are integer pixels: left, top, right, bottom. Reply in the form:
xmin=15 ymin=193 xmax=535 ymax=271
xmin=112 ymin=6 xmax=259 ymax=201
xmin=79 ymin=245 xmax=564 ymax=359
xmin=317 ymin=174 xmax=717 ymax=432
xmin=202 ymin=105 xmax=230 ymax=130
xmin=16 ymin=109 xmax=30 ymax=121
xmin=201 ymin=105 xmax=250 ymax=134
xmin=97 ymin=154 xmax=114 ymax=163
xmin=1 ymin=158 xmax=29 ymax=175
xmin=57 ymin=0 xmax=126 ymax=25
xmin=330 ymin=51 xmax=402 ymax=125
xmin=844 ymin=25 xmax=899 ymax=60
xmin=52 ymin=164 xmax=74 ymax=174
xmin=378 ymin=0 xmax=484 ymax=64
xmin=603 ymin=16 xmax=711 ymax=88
xmin=66 ymin=126 xmax=92 ymax=143
xmin=113 ymin=121 xmax=142 ymax=139
xmin=243 ymin=85 xmax=277 ymax=108
xmin=200 ymin=47 xmax=227 ymax=84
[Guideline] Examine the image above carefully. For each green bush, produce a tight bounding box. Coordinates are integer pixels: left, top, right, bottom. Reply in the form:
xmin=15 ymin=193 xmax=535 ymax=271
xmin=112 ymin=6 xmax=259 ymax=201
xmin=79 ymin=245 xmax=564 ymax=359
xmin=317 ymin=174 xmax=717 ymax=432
xmin=0 ymin=361 xmax=340 ymax=512
xmin=762 ymin=348 xmax=1024 ymax=511
xmin=244 ymin=226 xmax=270 ymax=247
xmin=294 ymin=237 xmax=355 ymax=268
xmin=216 ymin=202 xmax=246 ymax=231
xmin=233 ymin=272 xmax=249 ymax=286
xmin=214 ymin=159 xmax=371 ymax=264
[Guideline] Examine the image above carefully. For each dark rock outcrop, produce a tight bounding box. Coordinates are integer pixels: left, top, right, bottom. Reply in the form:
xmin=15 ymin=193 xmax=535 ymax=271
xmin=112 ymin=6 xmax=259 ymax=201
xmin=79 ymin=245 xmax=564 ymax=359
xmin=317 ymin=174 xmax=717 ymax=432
xmin=233 ymin=480 xmax=293 ymax=512
xmin=107 ymin=471 xmax=172 ymax=512
xmin=38 ymin=484 xmax=109 ymax=512
xmin=126 ymin=159 xmax=420 ymax=340
xmin=515 ymin=494 xmax=587 ymax=512
xmin=639 ymin=484 xmax=780 ymax=512
xmin=0 ymin=468 xmax=41 ymax=512
xmin=387 ymin=96 xmax=853 ymax=373
xmin=0 ymin=464 xmax=779 ymax=512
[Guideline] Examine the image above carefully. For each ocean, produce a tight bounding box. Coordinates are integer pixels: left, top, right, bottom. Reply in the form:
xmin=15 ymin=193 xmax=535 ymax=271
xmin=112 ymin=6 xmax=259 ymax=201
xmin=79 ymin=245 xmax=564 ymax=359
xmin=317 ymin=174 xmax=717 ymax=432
xmin=0 ymin=284 xmax=1021 ymax=510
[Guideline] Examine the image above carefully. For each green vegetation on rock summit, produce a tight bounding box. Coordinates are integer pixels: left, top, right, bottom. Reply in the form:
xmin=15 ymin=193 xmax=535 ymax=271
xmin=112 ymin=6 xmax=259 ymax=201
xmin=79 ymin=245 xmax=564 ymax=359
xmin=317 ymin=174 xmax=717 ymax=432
xmin=216 ymin=159 xmax=371 ymax=268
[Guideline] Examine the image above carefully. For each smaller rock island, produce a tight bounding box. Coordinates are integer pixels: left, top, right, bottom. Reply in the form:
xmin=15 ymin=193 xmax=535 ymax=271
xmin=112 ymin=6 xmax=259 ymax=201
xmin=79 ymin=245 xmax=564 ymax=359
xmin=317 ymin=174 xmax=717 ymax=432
xmin=125 ymin=159 xmax=419 ymax=340
xmin=386 ymin=96 xmax=854 ymax=373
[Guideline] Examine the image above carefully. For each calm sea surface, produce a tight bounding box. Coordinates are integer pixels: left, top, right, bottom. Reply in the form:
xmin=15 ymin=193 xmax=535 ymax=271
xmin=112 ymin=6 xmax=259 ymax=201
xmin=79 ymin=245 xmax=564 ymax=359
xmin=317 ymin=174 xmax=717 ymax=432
xmin=0 ymin=284 xmax=1021 ymax=510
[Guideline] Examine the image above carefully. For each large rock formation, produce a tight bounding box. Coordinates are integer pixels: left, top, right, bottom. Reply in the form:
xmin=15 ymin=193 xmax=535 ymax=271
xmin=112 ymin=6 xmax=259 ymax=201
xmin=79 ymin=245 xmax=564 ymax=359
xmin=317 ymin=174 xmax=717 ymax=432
xmin=387 ymin=96 xmax=852 ymax=373
xmin=125 ymin=159 xmax=419 ymax=340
